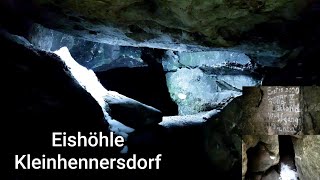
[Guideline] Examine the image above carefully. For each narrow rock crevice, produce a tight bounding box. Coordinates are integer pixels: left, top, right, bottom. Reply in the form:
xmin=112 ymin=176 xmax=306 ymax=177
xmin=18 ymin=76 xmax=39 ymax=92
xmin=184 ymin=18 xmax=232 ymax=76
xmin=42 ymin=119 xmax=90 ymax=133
xmin=244 ymin=136 xmax=299 ymax=180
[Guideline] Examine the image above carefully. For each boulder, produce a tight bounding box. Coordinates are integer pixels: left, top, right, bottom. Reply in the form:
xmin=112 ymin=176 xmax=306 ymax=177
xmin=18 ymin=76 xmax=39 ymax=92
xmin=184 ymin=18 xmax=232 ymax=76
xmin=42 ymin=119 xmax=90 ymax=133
xmin=261 ymin=169 xmax=280 ymax=180
xmin=2 ymin=30 xmax=115 ymax=177
xmin=239 ymin=86 xmax=320 ymax=135
xmin=243 ymin=135 xmax=279 ymax=173
xmin=166 ymin=68 xmax=259 ymax=115
xmin=104 ymin=91 xmax=162 ymax=129
xmin=302 ymin=86 xmax=320 ymax=134
xmin=242 ymin=140 xmax=248 ymax=180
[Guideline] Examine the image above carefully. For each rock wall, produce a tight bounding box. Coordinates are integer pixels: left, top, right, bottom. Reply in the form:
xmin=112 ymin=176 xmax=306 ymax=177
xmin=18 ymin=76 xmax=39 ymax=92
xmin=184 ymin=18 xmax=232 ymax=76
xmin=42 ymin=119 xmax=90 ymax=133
xmin=0 ymin=0 xmax=310 ymax=49
xmin=242 ymin=135 xmax=280 ymax=179
xmin=292 ymin=135 xmax=320 ymax=180
xmin=164 ymin=50 xmax=261 ymax=115
xmin=239 ymin=86 xmax=320 ymax=135
xmin=2 ymin=30 xmax=117 ymax=178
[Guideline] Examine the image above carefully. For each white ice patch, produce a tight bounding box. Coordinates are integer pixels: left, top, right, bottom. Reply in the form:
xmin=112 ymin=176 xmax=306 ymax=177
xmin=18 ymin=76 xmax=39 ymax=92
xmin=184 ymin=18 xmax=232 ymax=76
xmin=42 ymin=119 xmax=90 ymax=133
xmin=279 ymin=163 xmax=298 ymax=180
xmin=178 ymin=93 xmax=187 ymax=100
xmin=54 ymin=47 xmax=135 ymax=151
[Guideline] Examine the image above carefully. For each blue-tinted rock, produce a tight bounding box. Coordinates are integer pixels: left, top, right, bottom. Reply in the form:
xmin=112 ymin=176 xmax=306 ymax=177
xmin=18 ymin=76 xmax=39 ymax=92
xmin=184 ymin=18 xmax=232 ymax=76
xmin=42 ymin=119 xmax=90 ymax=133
xmin=28 ymin=24 xmax=146 ymax=71
xmin=166 ymin=68 xmax=260 ymax=115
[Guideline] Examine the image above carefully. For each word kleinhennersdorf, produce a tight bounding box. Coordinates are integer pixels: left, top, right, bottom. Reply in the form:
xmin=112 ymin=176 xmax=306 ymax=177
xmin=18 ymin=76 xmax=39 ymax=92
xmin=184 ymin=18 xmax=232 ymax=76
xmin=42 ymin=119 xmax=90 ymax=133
xmin=15 ymin=132 xmax=162 ymax=170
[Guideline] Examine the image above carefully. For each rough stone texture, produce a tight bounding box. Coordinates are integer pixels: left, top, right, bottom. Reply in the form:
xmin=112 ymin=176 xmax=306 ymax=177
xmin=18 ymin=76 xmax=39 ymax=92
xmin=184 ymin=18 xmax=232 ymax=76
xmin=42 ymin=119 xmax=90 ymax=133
xmin=166 ymin=68 xmax=259 ymax=115
xmin=243 ymin=135 xmax=260 ymax=149
xmin=3 ymin=29 xmax=217 ymax=178
xmin=204 ymin=101 xmax=242 ymax=178
xmin=205 ymin=130 xmax=241 ymax=174
xmin=162 ymin=49 xmax=262 ymax=117
xmin=29 ymin=23 xmax=146 ymax=71
xmin=238 ymin=86 xmax=320 ymax=135
xmin=242 ymin=140 xmax=248 ymax=180
xmin=160 ymin=109 xmax=219 ymax=128
xmin=23 ymin=0 xmax=308 ymax=49
xmin=259 ymin=135 xmax=280 ymax=156
xmin=104 ymin=91 xmax=162 ymax=129
xmin=302 ymin=86 xmax=320 ymax=134
xmin=242 ymin=135 xmax=279 ymax=173
xmin=247 ymin=143 xmax=278 ymax=172
xmin=178 ymin=50 xmax=252 ymax=68
xmin=292 ymin=135 xmax=320 ymax=180
xmin=239 ymin=86 xmax=301 ymax=135
xmin=161 ymin=49 xmax=260 ymax=73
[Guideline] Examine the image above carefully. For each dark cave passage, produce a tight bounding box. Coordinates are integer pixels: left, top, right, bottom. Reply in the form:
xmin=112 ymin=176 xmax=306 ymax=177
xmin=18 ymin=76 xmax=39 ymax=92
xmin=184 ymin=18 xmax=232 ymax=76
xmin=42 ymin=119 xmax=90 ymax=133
xmin=279 ymin=135 xmax=297 ymax=171
xmin=96 ymin=66 xmax=178 ymax=116
xmin=245 ymin=142 xmax=266 ymax=179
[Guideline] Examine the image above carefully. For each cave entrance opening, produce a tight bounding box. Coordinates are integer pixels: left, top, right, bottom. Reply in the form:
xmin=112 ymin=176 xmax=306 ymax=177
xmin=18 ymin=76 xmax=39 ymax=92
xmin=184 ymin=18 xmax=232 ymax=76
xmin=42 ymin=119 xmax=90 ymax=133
xmin=279 ymin=136 xmax=296 ymax=167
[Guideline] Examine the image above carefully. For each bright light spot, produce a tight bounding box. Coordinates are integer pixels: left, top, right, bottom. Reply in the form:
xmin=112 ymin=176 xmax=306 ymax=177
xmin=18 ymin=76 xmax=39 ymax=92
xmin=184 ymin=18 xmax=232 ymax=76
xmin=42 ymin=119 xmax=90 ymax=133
xmin=279 ymin=163 xmax=298 ymax=180
xmin=270 ymin=156 xmax=276 ymax=160
xmin=178 ymin=93 xmax=187 ymax=100
xmin=54 ymin=47 xmax=135 ymax=148
xmin=54 ymin=47 xmax=107 ymax=108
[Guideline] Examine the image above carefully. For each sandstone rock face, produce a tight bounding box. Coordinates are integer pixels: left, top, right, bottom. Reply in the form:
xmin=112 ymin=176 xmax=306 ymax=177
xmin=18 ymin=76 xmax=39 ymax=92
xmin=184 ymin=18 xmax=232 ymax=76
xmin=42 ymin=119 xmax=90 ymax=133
xmin=243 ymin=135 xmax=279 ymax=173
xmin=2 ymin=0 xmax=308 ymax=49
xmin=166 ymin=68 xmax=243 ymax=115
xmin=302 ymin=86 xmax=320 ymax=134
xmin=242 ymin=140 xmax=248 ymax=180
xmin=238 ymin=86 xmax=320 ymax=135
xmin=292 ymin=135 xmax=320 ymax=180
xmin=247 ymin=144 xmax=277 ymax=173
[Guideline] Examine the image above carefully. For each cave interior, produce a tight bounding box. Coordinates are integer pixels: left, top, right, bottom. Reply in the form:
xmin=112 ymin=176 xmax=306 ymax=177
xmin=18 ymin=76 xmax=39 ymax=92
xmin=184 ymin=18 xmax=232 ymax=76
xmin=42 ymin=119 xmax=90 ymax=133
xmin=2 ymin=0 xmax=320 ymax=179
